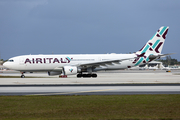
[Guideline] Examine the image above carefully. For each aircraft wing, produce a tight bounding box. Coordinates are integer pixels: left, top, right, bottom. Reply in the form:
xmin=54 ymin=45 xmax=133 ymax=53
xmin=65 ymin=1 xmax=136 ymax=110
xmin=76 ymin=57 xmax=137 ymax=68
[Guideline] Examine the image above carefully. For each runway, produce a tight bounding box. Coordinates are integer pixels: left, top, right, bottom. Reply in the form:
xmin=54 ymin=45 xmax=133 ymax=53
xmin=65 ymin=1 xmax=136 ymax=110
xmin=1 ymin=71 xmax=180 ymax=84
xmin=0 ymin=70 xmax=180 ymax=95
xmin=0 ymin=84 xmax=180 ymax=95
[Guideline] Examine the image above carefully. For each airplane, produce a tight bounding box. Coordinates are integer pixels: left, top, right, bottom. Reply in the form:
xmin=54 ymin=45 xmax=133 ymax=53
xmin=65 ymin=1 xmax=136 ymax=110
xmin=3 ymin=26 xmax=172 ymax=78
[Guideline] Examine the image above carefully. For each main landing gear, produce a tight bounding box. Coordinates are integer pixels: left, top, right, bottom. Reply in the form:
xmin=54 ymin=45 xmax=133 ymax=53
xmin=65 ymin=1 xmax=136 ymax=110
xmin=77 ymin=73 xmax=97 ymax=78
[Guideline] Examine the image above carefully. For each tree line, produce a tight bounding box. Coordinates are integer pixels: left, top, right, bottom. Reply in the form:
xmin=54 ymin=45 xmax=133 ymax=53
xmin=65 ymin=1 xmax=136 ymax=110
xmin=158 ymin=56 xmax=180 ymax=66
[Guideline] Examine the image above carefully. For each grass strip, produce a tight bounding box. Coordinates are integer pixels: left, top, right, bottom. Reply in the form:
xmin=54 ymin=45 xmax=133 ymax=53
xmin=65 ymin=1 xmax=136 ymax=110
xmin=0 ymin=95 xmax=180 ymax=120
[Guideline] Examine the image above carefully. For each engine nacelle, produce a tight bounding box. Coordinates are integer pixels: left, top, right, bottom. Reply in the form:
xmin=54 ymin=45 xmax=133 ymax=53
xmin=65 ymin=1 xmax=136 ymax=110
xmin=48 ymin=71 xmax=62 ymax=76
xmin=63 ymin=66 xmax=79 ymax=75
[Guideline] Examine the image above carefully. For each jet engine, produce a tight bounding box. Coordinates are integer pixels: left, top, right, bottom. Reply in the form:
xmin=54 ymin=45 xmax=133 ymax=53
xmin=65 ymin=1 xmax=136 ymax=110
xmin=48 ymin=71 xmax=62 ymax=76
xmin=48 ymin=66 xmax=80 ymax=76
xmin=63 ymin=66 xmax=80 ymax=75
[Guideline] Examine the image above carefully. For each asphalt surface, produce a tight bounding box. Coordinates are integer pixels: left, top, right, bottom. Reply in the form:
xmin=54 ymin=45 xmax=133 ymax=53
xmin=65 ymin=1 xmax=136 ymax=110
xmin=0 ymin=70 xmax=180 ymax=96
xmin=0 ymin=84 xmax=180 ymax=96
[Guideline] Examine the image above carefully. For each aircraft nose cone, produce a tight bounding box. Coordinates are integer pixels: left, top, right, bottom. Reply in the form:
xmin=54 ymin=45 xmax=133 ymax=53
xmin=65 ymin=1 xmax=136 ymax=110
xmin=3 ymin=62 xmax=9 ymax=68
xmin=3 ymin=62 xmax=6 ymax=66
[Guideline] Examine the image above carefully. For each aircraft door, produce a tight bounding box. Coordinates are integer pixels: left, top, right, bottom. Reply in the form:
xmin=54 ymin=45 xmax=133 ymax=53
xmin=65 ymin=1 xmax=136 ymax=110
xmin=98 ymin=57 xmax=101 ymax=61
xmin=19 ymin=57 xmax=24 ymax=65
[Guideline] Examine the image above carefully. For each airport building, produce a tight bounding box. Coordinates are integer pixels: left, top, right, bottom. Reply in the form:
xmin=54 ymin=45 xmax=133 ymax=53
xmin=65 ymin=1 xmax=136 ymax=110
xmin=0 ymin=65 xmax=5 ymax=70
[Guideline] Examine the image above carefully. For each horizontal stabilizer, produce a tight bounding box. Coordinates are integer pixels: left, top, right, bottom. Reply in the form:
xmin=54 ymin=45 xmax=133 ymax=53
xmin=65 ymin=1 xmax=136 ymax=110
xmin=149 ymin=53 xmax=175 ymax=61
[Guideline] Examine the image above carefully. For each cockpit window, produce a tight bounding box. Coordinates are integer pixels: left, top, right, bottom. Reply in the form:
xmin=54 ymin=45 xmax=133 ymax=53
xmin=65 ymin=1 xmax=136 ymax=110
xmin=8 ymin=59 xmax=14 ymax=62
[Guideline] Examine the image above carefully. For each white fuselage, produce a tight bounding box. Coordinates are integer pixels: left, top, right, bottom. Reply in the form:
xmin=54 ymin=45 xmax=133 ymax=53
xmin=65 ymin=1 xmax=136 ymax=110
xmin=4 ymin=54 xmax=137 ymax=72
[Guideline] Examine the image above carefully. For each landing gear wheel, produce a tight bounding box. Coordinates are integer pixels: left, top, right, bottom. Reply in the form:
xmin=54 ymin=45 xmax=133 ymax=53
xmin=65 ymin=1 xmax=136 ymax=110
xmin=21 ymin=72 xmax=25 ymax=78
xmin=83 ymin=74 xmax=88 ymax=78
xmin=77 ymin=74 xmax=82 ymax=78
xmin=87 ymin=74 xmax=92 ymax=77
xmin=21 ymin=75 xmax=25 ymax=78
xmin=77 ymin=74 xmax=97 ymax=78
xmin=92 ymin=74 xmax=97 ymax=78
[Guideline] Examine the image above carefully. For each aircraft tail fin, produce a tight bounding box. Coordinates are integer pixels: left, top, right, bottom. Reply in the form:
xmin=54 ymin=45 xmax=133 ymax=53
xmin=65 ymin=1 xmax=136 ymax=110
xmin=136 ymin=26 xmax=169 ymax=55
xmin=133 ymin=26 xmax=169 ymax=66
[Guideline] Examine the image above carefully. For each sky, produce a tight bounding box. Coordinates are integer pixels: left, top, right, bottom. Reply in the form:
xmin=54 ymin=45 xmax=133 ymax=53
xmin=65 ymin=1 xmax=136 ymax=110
xmin=0 ymin=0 xmax=180 ymax=60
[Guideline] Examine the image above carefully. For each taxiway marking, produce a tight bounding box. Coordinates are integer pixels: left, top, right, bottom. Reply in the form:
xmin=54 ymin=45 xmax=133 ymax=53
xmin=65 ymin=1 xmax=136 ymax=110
xmin=28 ymin=89 xmax=115 ymax=96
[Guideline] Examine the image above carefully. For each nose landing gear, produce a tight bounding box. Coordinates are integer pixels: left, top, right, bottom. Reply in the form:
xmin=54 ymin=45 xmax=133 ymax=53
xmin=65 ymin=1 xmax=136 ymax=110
xmin=21 ymin=72 xmax=25 ymax=78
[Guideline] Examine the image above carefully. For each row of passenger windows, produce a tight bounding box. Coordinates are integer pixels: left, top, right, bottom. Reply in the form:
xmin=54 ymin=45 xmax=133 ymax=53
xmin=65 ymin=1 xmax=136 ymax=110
xmin=102 ymin=59 xmax=111 ymax=61
xmin=71 ymin=59 xmax=94 ymax=61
